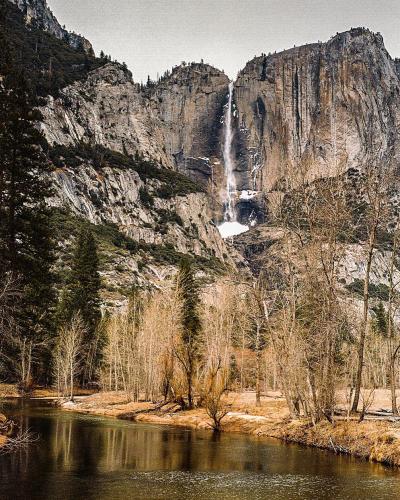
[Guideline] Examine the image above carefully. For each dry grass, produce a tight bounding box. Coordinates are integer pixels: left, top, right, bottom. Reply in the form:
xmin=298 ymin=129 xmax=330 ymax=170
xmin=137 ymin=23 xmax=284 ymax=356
xmin=261 ymin=419 xmax=400 ymax=466
xmin=0 ymin=383 xmax=96 ymax=399
xmin=0 ymin=384 xmax=19 ymax=398
xmin=31 ymin=387 xmax=96 ymax=398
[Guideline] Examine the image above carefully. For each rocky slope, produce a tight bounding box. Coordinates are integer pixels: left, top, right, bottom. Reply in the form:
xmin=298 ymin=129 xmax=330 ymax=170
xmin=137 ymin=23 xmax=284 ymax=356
xmin=47 ymin=146 xmax=232 ymax=304
xmin=50 ymin=151 xmax=226 ymax=261
xmin=11 ymin=0 xmax=93 ymax=53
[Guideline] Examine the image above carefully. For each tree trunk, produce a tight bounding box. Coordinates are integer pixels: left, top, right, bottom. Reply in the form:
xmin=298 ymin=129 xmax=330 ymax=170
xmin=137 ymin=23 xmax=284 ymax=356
xmin=187 ymin=369 xmax=193 ymax=409
xmin=352 ymin=240 xmax=374 ymax=412
xmin=256 ymin=349 xmax=261 ymax=407
xmin=390 ymin=356 xmax=398 ymax=416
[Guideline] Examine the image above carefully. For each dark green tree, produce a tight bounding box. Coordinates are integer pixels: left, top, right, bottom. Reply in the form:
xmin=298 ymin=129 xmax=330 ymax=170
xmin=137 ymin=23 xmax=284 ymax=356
xmin=58 ymin=228 xmax=102 ymax=384
xmin=176 ymin=257 xmax=201 ymax=409
xmin=0 ymin=72 xmax=55 ymax=388
xmin=372 ymin=301 xmax=388 ymax=337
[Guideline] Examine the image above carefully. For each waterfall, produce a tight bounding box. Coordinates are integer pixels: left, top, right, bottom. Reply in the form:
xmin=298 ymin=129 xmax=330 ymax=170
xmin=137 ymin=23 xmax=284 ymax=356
xmin=223 ymin=81 xmax=236 ymax=222
xmin=218 ymin=82 xmax=249 ymax=239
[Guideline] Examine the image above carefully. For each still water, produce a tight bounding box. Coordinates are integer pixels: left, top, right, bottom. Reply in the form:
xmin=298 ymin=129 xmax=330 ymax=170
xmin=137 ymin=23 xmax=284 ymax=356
xmin=0 ymin=399 xmax=400 ymax=500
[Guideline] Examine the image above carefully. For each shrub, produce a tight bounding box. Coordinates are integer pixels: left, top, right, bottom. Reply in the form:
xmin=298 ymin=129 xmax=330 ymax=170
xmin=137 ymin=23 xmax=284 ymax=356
xmin=139 ymin=187 xmax=154 ymax=208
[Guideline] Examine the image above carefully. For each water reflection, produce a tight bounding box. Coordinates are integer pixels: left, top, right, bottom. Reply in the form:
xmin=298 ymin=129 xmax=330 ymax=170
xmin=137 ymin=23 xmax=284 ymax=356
xmin=0 ymin=399 xmax=400 ymax=500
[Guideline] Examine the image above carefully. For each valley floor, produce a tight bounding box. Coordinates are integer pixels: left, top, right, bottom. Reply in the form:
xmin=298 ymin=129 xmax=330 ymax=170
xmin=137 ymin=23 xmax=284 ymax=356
xmin=60 ymin=389 xmax=400 ymax=468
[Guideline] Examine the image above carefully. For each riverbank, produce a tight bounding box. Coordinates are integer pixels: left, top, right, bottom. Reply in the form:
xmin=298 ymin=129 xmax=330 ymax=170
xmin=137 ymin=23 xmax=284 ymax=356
xmin=0 ymin=436 xmax=6 ymax=450
xmin=61 ymin=390 xmax=400 ymax=468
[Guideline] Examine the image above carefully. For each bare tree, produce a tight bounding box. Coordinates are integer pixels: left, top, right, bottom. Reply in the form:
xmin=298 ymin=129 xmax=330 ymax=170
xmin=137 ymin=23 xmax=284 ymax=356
xmin=352 ymin=166 xmax=391 ymax=412
xmin=383 ymin=225 xmax=400 ymax=415
xmin=54 ymin=314 xmax=85 ymax=401
xmin=200 ymin=282 xmax=237 ymax=429
xmin=268 ymin=166 xmax=351 ymax=423
xmin=243 ymin=278 xmax=268 ymax=407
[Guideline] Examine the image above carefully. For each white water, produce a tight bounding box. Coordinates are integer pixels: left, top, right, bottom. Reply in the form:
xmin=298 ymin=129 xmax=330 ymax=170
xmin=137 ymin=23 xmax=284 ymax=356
xmin=223 ymin=81 xmax=236 ymax=222
xmin=218 ymin=82 xmax=249 ymax=238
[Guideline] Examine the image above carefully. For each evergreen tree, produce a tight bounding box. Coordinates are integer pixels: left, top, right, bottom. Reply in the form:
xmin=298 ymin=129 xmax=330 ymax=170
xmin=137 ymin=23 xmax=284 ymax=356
xmin=176 ymin=257 xmax=201 ymax=409
xmin=58 ymin=228 xmax=102 ymax=384
xmin=372 ymin=301 xmax=388 ymax=337
xmin=0 ymin=72 xmax=55 ymax=386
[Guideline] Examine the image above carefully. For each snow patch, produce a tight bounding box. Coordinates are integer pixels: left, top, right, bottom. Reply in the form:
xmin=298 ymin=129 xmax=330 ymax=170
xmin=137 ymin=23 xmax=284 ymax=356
xmin=240 ymin=190 xmax=258 ymax=200
xmin=218 ymin=221 xmax=249 ymax=238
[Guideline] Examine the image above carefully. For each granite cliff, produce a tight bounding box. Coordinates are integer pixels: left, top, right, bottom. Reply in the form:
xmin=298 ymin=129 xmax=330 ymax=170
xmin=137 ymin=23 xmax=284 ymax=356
xmin=233 ymin=28 xmax=400 ymax=194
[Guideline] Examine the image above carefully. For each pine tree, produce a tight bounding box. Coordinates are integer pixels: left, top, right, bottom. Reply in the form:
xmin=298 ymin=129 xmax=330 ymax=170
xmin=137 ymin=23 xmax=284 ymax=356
xmin=0 ymin=72 xmax=55 ymax=387
xmin=372 ymin=301 xmax=388 ymax=337
xmin=176 ymin=257 xmax=201 ymax=409
xmin=58 ymin=228 xmax=102 ymax=384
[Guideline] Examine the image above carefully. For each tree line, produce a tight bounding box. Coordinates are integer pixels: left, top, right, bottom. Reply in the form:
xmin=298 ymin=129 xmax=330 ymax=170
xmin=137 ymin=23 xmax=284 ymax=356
xmin=0 ymin=73 xmax=102 ymax=392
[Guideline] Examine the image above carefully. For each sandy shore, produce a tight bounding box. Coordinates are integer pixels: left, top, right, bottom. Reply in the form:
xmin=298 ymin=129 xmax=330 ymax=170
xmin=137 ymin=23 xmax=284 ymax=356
xmin=61 ymin=389 xmax=400 ymax=468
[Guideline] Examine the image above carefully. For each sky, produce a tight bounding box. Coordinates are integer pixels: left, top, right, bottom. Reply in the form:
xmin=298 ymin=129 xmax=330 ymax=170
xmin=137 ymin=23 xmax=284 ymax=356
xmin=48 ymin=0 xmax=400 ymax=83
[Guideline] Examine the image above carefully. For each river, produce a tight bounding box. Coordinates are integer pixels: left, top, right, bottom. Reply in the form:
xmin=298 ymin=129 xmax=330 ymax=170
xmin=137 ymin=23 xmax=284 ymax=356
xmin=0 ymin=399 xmax=399 ymax=499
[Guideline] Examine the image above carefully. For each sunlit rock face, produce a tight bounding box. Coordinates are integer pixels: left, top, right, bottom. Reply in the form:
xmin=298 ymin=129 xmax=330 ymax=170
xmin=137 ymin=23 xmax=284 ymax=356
xmin=10 ymin=0 xmax=93 ymax=53
xmin=234 ymin=28 xmax=400 ymax=192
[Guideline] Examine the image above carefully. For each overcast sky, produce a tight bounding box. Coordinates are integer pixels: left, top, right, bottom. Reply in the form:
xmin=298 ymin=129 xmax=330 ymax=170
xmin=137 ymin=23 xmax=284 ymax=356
xmin=48 ymin=0 xmax=400 ymax=83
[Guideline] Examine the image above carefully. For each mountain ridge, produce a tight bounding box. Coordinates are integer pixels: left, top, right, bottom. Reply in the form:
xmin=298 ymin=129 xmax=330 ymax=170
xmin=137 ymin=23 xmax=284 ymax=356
xmin=10 ymin=0 xmax=93 ymax=54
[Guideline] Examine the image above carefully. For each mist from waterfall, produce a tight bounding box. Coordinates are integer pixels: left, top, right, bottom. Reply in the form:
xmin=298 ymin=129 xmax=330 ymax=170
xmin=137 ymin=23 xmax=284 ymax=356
xmin=218 ymin=82 xmax=249 ymax=239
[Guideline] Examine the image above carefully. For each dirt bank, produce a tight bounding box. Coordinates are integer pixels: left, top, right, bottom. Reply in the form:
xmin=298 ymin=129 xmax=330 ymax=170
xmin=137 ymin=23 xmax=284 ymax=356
xmin=61 ymin=390 xmax=400 ymax=468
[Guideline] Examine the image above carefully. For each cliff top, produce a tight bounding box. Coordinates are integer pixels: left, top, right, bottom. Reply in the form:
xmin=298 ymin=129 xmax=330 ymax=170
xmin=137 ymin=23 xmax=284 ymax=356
xmin=238 ymin=27 xmax=389 ymax=78
xmin=9 ymin=0 xmax=93 ymax=54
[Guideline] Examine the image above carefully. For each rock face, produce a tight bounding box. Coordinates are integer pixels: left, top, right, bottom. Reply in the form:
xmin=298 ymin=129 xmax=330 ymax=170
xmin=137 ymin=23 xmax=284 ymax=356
xmin=40 ymin=63 xmax=230 ymax=184
xmin=11 ymin=0 xmax=93 ymax=53
xmin=145 ymin=63 xmax=229 ymax=183
xmin=233 ymin=28 xmax=400 ymax=193
xmin=40 ymin=27 xmax=400 ymax=227
xmin=40 ymin=64 xmax=172 ymax=167
xmin=12 ymin=2 xmax=400 ymax=287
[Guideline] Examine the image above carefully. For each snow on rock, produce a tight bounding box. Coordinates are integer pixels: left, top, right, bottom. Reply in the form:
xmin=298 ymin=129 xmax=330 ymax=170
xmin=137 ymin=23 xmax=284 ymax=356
xmin=240 ymin=190 xmax=258 ymax=200
xmin=218 ymin=221 xmax=249 ymax=238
